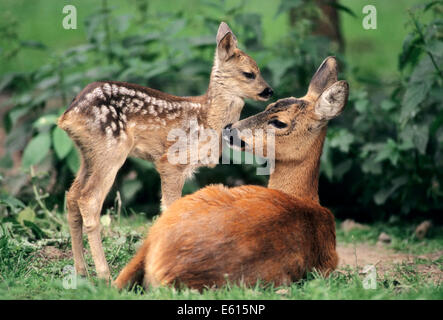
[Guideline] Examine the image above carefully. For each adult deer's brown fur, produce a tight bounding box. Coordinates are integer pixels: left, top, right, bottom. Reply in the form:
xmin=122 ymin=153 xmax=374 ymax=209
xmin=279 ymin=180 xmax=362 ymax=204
xmin=58 ymin=22 xmax=272 ymax=280
xmin=114 ymin=57 xmax=349 ymax=290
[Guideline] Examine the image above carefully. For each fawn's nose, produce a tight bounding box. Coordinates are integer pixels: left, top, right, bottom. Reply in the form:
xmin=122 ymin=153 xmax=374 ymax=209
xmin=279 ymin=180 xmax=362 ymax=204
xmin=259 ymin=87 xmax=273 ymax=99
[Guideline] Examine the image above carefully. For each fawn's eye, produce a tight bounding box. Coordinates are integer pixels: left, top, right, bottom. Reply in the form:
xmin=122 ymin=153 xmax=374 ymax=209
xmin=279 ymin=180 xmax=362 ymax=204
xmin=242 ymin=71 xmax=256 ymax=79
xmin=268 ymin=119 xmax=288 ymax=129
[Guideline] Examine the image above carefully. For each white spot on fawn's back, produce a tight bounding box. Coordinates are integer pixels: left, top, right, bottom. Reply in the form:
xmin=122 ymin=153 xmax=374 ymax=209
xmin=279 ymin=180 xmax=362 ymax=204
xmin=103 ymin=83 xmax=112 ymax=97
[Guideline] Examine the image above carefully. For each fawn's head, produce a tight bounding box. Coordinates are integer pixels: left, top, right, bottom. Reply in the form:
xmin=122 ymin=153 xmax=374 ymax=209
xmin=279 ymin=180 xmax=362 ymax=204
xmin=213 ymin=22 xmax=273 ymax=101
xmin=227 ymin=57 xmax=349 ymax=161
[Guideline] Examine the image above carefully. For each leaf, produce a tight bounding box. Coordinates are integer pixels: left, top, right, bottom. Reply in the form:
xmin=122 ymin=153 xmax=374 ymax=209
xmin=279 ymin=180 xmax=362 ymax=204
xmin=101 ymin=215 xmax=111 ymax=227
xmin=0 ymin=194 xmax=25 ymax=210
xmin=354 ymin=99 xmax=369 ymax=113
xmin=23 ymin=220 xmax=46 ymax=239
xmin=66 ymin=148 xmax=80 ymax=173
xmin=115 ymin=236 xmax=126 ymax=246
xmin=17 ymin=207 xmax=36 ymax=225
xmin=52 ymin=127 xmax=73 ymax=159
xmin=0 ymin=73 xmax=16 ymax=92
xmin=327 ymin=1 xmax=357 ymax=18
xmin=0 ymin=154 xmax=13 ymax=169
xmin=163 ymin=19 xmax=186 ymax=37
xmin=361 ymin=157 xmax=382 ymax=175
xmin=33 ymin=114 xmax=58 ymax=128
xmin=268 ymin=58 xmax=293 ymax=87
xmin=374 ymin=176 xmax=408 ymax=205
xmin=329 ymin=129 xmax=355 ymax=153
xmin=275 ymin=0 xmax=304 ymax=17
xmin=320 ymin=139 xmax=333 ymax=181
xmin=22 ymin=133 xmax=51 ymax=168
xmin=334 ymin=159 xmax=353 ymax=180
xmin=380 ymin=100 xmax=396 ymax=111
xmin=425 ymin=40 xmax=443 ymax=58
xmin=122 ymin=33 xmax=161 ymax=46
xmin=19 ymin=40 xmax=47 ymax=50
xmin=400 ymin=82 xmax=430 ymax=123
xmin=412 ymin=123 xmax=429 ymax=155
xmin=374 ymin=139 xmax=400 ymax=166
xmin=424 ymin=0 xmax=443 ymax=12
xmin=430 ymin=112 xmax=443 ymax=136
xmin=398 ymin=33 xmax=422 ymax=70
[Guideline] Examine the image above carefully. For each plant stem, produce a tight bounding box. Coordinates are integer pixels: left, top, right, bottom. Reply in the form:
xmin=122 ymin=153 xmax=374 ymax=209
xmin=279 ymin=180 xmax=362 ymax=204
xmin=30 ymin=166 xmax=64 ymax=226
xmin=57 ymin=56 xmax=68 ymax=107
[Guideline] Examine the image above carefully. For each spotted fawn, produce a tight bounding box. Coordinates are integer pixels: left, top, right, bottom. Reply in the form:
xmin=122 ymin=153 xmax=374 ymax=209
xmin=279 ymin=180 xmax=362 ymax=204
xmin=58 ymin=22 xmax=272 ymax=280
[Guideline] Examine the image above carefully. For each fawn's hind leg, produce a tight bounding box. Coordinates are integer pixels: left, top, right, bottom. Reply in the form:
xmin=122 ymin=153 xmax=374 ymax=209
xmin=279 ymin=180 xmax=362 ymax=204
xmin=77 ymin=141 xmax=133 ymax=280
xmin=66 ymin=163 xmax=89 ymax=276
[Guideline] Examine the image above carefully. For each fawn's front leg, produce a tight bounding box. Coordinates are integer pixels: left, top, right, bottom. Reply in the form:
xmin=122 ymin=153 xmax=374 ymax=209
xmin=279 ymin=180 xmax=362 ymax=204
xmin=156 ymin=158 xmax=188 ymax=211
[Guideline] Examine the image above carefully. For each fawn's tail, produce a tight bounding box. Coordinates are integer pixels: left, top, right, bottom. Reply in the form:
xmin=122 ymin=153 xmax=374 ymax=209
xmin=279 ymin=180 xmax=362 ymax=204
xmin=113 ymin=239 xmax=150 ymax=290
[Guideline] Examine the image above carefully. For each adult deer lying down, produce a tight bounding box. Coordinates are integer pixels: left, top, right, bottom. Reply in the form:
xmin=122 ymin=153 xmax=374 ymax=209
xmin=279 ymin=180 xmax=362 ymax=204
xmin=114 ymin=56 xmax=349 ymax=290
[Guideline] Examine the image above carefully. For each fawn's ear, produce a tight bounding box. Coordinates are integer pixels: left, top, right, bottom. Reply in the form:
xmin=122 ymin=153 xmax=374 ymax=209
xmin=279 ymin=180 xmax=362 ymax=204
xmin=307 ymin=56 xmax=338 ymax=100
xmin=216 ymin=22 xmax=238 ymax=61
xmin=314 ymin=80 xmax=349 ymax=121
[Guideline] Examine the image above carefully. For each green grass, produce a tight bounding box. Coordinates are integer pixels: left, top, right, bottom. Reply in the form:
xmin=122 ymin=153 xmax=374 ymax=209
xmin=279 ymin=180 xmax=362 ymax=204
xmin=0 ymin=214 xmax=441 ymax=300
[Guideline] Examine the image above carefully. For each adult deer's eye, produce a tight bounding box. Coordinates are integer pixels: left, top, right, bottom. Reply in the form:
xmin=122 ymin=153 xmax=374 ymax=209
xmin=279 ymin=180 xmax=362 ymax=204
xmin=243 ymin=72 xmax=256 ymax=79
xmin=268 ymin=119 xmax=288 ymax=129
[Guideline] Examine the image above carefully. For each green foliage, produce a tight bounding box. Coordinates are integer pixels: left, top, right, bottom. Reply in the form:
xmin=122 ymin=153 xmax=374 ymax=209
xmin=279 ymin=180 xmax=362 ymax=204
xmin=0 ymin=0 xmax=442 ymax=219
xmin=320 ymin=3 xmax=443 ymax=217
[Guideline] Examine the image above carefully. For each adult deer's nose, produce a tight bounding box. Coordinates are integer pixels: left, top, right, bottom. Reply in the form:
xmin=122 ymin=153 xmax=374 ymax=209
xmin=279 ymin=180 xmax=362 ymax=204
xmin=259 ymin=87 xmax=273 ymax=99
xmin=223 ymin=124 xmax=233 ymax=145
xmin=223 ymin=123 xmax=246 ymax=150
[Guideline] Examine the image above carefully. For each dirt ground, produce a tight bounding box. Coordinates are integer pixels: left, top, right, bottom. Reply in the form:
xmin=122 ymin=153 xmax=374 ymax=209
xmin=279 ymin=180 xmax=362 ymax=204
xmin=337 ymin=243 xmax=442 ymax=282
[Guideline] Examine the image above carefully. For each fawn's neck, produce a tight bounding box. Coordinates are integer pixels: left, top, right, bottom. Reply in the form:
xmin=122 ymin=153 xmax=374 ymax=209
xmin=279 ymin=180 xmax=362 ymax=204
xmin=203 ymin=64 xmax=244 ymax=130
xmin=267 ymin=127 xmax=327 ymax=203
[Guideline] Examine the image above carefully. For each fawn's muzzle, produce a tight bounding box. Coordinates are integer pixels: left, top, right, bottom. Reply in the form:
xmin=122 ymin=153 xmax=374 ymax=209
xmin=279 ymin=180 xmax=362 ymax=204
xmin=259 ymin=87 xmax=273 ymax=99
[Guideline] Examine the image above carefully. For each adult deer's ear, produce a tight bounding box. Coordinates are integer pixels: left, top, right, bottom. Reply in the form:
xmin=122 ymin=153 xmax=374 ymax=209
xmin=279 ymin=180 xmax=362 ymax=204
xmin=314 ymin=80 xmax=349 ymax=121
xmin=307 ymin=56 xmax=338 ymax=100
xmin=216 ymin=22 xmax=238 ymax=61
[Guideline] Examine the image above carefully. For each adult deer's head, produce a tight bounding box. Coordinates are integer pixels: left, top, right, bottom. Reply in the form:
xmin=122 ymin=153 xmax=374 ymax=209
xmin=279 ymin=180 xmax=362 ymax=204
xmin=226 ymin=57 xmax=349 ymax=161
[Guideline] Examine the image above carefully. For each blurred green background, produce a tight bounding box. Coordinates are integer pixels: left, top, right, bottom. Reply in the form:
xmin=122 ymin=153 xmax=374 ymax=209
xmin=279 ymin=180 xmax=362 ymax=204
xmin=1 ymin=0 xmax=442 ymax=223
xmin=0 ymin=0 xmax=428 ymax=78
